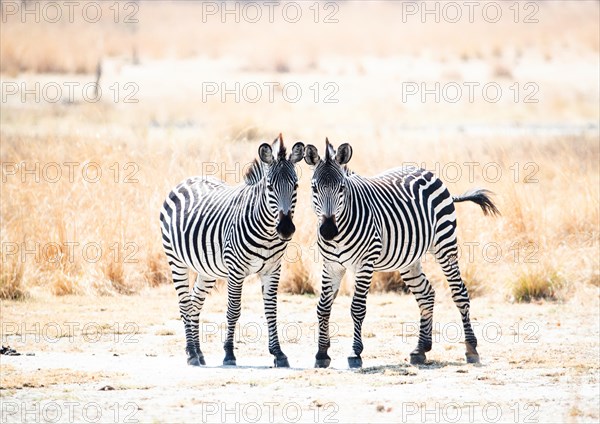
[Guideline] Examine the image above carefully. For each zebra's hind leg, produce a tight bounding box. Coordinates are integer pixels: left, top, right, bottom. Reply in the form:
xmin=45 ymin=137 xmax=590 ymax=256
xmin=401 ymin=262 xmax=435 ymax=365
xmin=260 ymin=267 xmax=289 ymax=368
xmin=223 ymin=272 xmax=244 ymax=366
xmin=348 ymin=263 xmax=374 ymax=369
xmin=435 ymin=248 xmax=480 ymax=364
xmin=189 ymin=275 xmax=216 ymax=366
xmin=169 ymin=261 xmax=201 ymax=366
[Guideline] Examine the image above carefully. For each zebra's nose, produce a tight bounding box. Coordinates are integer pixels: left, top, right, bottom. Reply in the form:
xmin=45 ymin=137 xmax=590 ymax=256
xmin=319 ymin=215 xmax=338 ymax=241
xmin=276 ymin=211 xmax=296 ymax=240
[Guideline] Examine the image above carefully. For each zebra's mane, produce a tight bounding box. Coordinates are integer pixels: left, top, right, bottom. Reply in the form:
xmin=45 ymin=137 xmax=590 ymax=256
xmin=243 ymin=142 xmax=288 ymax=185
xmin=244 ymin=159 xmax=266 ymax=185
xmin=341 ymin=165 xmax=354 ymax=177
xmin=276 ymin=143 xmax=287 ymax=160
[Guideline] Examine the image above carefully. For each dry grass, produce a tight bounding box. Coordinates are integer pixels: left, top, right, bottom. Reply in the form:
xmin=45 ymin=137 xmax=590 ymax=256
xmin=281 ymin=255 xmax=316 ymax=296
xmin=370 ymin=272 xmax=410 ymax=294
xmin=0 ymin=252 xmax=26 ymax=300
xmin=0 ymin=1 xmax=598 ymax=302
xmin=459 ymin=263 xmax=487 ymax=299
xmin=3 ymin=131 xmax=596 ymax=301
xmin=511 ymin=265 xmax=566 ymax=302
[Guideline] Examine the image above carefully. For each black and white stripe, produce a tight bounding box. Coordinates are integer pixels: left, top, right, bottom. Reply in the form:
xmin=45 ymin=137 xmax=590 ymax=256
xmin=305 ymin=139 xmax=499 ymax=368
xmin=160 ymin=135 xmax=305 ymax=367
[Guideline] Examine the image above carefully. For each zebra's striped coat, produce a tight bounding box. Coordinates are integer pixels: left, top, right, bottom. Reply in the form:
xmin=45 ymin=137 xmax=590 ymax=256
xmin=160 ymin=136 xmax=304 ymax=367
xmin=316 ymin=166 xmax=455 ymax=271
xmin=305 ymin=140 xmax=499 ymax=368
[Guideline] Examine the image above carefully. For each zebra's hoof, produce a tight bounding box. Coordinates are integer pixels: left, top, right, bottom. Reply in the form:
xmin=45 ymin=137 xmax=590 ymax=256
xmin=223 ymin=358 xmax=237 ymax=366
xmin=348 ymin=355 xmax=363 ymax=369
xmin=274 ymin=357 xmax=290 ymax=368
xmin=187 ymin=356 xmax=201 ymax=366
xmin=466 ymin=353 xmax=480 ymax=364
xmin=198 ymin=355 xmax=206 ymax=366
xmin=465 ymin=341 xmax=479 ymax=363
xmin=410 ymin=352 xmax=427 ymax=365
xmin=314 ymin=358 xmax=331 ymax=368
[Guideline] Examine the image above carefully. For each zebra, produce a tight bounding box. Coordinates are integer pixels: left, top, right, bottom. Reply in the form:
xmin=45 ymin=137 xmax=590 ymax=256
xmin=160 ymin=134 xmax=305 ymax=367
xmin=304 ymin=139 xmax=499 ymax=368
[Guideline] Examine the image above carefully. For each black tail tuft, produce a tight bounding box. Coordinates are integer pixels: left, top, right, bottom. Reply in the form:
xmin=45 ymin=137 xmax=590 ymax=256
xmin=453 ymin=189 xmax=500 ymax=217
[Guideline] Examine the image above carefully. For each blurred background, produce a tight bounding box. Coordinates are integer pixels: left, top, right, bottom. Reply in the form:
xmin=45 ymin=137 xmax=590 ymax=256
xmin=1 ymin=0 xmax=599 ymax=302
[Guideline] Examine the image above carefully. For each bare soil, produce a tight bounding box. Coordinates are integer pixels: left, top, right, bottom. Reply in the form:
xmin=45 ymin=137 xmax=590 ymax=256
xmin=2 ymin=285 xmax=599 ymax=423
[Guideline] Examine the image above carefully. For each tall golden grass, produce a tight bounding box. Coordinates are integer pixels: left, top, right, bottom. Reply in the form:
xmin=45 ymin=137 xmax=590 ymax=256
xmin=2 ymin=115 xmax=597 ymax=301
xmin=1 ymin=1 xmax=598 ymax=302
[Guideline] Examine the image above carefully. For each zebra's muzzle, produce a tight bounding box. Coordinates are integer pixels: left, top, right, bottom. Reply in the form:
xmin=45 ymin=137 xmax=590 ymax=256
xmin=319 ymin=216 xmax=339 ymax=241
xmin=276 ymin=211 xmax=296 ymax=240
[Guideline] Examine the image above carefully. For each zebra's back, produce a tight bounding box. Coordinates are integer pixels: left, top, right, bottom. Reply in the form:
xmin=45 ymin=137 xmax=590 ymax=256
xmin=359 ymin=166 xmax=456 ymax=271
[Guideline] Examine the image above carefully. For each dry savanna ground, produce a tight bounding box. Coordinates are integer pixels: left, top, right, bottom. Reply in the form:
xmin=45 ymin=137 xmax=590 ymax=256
xmin=1 ymin=1 xmax=599 ymax=423
xmin=2 ymin=286 xmax=599 ymax=423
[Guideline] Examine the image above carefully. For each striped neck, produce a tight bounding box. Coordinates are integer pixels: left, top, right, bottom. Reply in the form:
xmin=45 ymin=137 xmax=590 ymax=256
xmin=250 ymin=180 xmax=279 ymax=234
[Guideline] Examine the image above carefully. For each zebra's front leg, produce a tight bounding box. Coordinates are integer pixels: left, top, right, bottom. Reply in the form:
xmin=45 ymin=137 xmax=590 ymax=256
xmin=348 ymin=263 xmax=374 ymax=368
xmin=401 ymin=262 xmax=435 ymax=365
xmin=189 ymin=275 xmax=216 ymax=366
xmin=223 ymin=272 xmax=244 ymax=366
xmin=260 ymin=266 xmax=289 ymax=368
xmin=315 ymin=262 xmax=346 ymax=368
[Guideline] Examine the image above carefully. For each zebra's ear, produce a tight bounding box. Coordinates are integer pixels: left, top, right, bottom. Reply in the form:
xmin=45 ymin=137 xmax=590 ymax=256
xmin=336 ymin=143 xmax=353 ymax=165
xmin=304 ymin=144 xmax=320 ymax=166
xmin=258 ymin=143 xmax=274 ymax=165
xmin=289 ymin=142 xmax=305 ymax=164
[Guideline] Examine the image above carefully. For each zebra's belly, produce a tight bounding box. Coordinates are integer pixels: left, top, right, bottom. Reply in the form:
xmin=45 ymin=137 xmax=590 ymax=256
xmin=188 ymin=240 xmax=286 ymax=279
xmin=181 ymin=240 xmax=229 ymax=279
xmin=373 ymin=231 xmax=433 ymax=272
xmin=318 ymin=230 xmax=431 ymax=271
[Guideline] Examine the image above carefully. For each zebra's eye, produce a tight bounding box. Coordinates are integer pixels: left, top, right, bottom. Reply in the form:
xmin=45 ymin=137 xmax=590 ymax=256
xmin=267 ymin=184 xmax=273 ymax=191
xmin=339 ymin=185 xmax=345 ymax=193
xmin=294 ymin=183 xmax=299 ymax=190
xmin=312 ymin=185 xmax=318 ymax=193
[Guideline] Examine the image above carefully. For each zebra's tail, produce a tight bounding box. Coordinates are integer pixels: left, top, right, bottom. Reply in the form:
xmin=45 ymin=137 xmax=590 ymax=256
xmin=453 ymin=189 xmax=500 ymax=216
